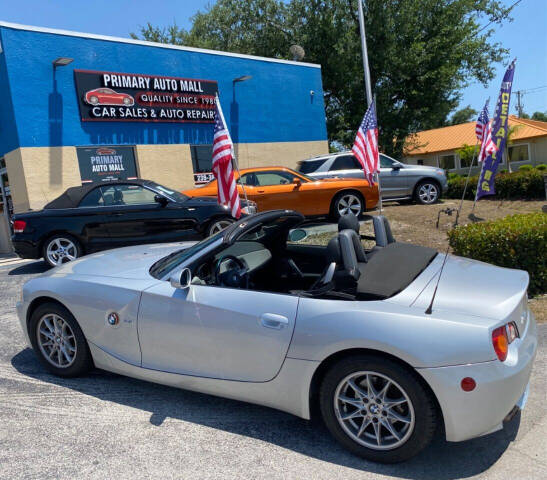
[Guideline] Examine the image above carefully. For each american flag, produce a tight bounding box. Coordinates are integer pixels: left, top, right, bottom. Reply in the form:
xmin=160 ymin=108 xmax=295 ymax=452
xmin=352 ymin=102 xmax=379 ymax=184
xmin=476 ymin=100 xmax=498 ymax=163
xmin=212 ymin=97 xmax=241 ymax=219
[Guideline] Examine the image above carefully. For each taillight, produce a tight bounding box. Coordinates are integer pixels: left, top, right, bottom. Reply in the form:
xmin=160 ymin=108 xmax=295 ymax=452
xmin=492 ymin=322 xmax=519 ymax=362
xmin=13 ymin=220 xmax=27 ymax=233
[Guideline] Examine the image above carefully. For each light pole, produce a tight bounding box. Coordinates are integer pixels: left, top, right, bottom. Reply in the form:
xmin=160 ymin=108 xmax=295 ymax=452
xmin=231 ymin=75 xmax=252 ymax=163
xmin=357 ymin=0 xmax=372 ymax=108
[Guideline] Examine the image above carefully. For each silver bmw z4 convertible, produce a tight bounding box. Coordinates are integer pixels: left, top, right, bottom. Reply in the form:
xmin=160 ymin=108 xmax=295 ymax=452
xmin=17 ymin=210 xmax=537 ymax=463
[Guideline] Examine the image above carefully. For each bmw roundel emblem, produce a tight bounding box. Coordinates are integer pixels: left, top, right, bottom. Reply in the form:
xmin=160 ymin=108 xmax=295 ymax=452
xmin=107 ymin=312 xmax=120 ymax=326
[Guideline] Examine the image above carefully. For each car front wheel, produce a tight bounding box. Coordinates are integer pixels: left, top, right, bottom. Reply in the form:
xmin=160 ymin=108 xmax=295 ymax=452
xmin=320 ymin=355 xmax=437 ymax=463
xmin=29 ymin=302 xmax=93 ymax=377
xmin=415 ymin=180 xmax=440 ymax=204
xmin=43 ymin=234 xmax=82 ymax=267
xmin=207 ymin=217 xmax=235 ymax=236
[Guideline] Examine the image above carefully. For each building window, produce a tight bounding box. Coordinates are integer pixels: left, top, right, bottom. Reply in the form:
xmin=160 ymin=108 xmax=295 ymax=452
xmin=439 ymin=154 xmax=456 ymax=170
xmin=417 ymin=159 xmax=424 ymax=165
xmin=508 ymin=144 xmax=530 ymax=162
xmin=190 ymin=145 xmax=214 ymax=184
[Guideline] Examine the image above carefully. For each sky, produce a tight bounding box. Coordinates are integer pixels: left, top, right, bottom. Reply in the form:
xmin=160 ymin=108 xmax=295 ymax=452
xmin=0 ymin=0 xmax=545 ymax=116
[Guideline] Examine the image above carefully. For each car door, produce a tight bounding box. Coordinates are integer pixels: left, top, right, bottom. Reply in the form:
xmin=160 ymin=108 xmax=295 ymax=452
xmin=241 ymin=170 xmax=303 ymax=212
xmin=138 ymin=283 xmax=299 ymax=382
xmin=379 ymin=154 xmax=409 ymax=198
xmin=101 ymin=184 xmax=196 ymax=247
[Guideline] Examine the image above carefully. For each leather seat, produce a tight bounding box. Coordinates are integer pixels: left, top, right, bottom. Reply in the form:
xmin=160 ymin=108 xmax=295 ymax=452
xmin=337 ymin=214 xmax=368 ymax=263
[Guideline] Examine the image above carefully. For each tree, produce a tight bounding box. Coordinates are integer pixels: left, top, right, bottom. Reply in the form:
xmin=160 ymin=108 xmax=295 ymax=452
xmin=132 ymin=0 xmax=514 ymax=157
xmin=449 ymin=105 xmax=478 ymax=125
xmin=456 ymin=143 xmax=479 ymax=168
xmin=531 ymin=111 xmax=547 ymax=122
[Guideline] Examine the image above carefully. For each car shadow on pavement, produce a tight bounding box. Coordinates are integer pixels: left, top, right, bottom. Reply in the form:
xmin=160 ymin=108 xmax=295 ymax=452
xmin=8 ymin=261 xmax=50 ymax=275
xmin=11 ymin=348 xmax=519 ymax=480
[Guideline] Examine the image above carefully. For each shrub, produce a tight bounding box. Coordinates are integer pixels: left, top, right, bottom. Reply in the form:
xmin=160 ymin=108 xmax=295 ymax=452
xmin=518 ymin=164 xmax=533 ymax=171
xmin=447 ymin=172 xmax=461 ymax=180
xmin=536 ymin=164 xmax=547 ymax=171
xmin=445 ymin=169 xmax=545 ymax=200
xmin=448 ymin=212 xmax=547 ymax=296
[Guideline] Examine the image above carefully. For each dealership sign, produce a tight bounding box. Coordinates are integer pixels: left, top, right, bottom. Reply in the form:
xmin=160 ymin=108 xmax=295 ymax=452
xmin=74 ymin=70 xmax=218 ymax=123
xmin=76 ymin=146 xmax=138 ymax=183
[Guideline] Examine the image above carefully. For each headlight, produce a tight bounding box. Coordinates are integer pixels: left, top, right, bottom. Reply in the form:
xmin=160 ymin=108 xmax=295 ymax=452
xmin=435 ymin=169 xmax=446 ymax=176
xmin=241 ymin=203 xmax=257 ymax=215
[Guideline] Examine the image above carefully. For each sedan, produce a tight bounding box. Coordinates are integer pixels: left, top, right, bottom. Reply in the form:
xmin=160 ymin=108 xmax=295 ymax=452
xmin=11 ymin=179 xmax=255 ymax=267
xmin=297 ymin=152 xmax=448 ymax=204
xmin=17 ymin=210 xmax=536 ymax=462
xmin=183 ymin=166 xmax=379 ymax=219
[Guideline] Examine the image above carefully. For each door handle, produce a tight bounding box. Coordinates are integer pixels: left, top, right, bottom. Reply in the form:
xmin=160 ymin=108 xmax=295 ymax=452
xmin=260 ymin=313 xmax=289 ymax=329
xmin=257 ymin=189 xmax=265 ymax=193
xmin=112 ymin=212 xmax=124 ymax=216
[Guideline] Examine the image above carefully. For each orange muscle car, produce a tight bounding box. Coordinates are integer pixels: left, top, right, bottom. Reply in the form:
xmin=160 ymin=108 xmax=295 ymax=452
xmin=183 ymin=167 xmax=379 ymax=218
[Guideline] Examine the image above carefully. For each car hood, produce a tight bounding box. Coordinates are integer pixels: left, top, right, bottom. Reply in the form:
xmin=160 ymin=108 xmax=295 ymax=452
xmin=394 ymin=254 xmax=529 ymax=322
xmin=43 ymin=242 xmax=196 ymax=280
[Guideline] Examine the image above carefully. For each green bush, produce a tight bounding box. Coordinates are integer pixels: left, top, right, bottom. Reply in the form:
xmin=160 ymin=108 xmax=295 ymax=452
xmin=448 ymin=213 xmax=547 ymax=296
xmin=536 ymin=164 xmax=547 ymax=171
xmin=446 ymin=169 xmax=545 ymax=200
xmin=518 ymin=164 xmax=533 ymax=171
xmin=447 ymin=172 xmax=461 ymax=180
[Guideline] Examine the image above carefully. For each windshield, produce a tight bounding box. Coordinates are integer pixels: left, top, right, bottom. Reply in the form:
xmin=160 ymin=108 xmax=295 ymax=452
xmin=149 ymin=232 xmax=223 ymax=279
xmin=148 ymin=182 xmax=189 ymax=202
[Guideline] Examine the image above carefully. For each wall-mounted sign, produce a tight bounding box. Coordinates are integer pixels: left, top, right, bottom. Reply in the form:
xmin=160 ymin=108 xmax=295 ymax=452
xmin=74 ymin=70 xmax=218 ymax=123
xmin=76 ymin=146 xmax=138 ymax=183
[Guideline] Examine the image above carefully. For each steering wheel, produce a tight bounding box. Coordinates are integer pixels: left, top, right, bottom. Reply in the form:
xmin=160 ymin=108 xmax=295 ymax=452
xmin=213 ymin=255 xmax=249 ymax=288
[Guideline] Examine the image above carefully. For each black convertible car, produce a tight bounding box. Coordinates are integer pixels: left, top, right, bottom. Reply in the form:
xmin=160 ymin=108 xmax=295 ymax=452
xmin=11 ymin=179 xmax=256 ymax=267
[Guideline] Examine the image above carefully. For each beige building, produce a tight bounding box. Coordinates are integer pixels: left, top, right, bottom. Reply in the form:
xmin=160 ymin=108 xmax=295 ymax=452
xmin=403 ymin=116 xmax=547 ymax=174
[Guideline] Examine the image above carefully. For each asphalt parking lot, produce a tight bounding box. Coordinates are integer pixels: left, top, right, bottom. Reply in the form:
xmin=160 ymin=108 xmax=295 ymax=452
xmin=0 ymin=256 xmax=546 ymax=480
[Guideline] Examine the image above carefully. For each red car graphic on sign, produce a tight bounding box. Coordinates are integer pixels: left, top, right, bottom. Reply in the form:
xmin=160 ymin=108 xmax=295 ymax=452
xmin=95 ymin=148 xmax=116 ymax=155
xmin=85 ymin=88 xmax=134 ymax=106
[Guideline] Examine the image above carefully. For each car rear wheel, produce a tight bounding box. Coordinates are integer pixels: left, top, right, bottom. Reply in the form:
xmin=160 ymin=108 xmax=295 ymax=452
xmin=332 ymin=191 xmax=364 ymax=219
xmin=43 ymin=234 xmax=82 ymax=268
xmin=414 ymin=180 xmax=440 ymax=204
xmin=207 ymin=217 xmax=235 ymax=236
xmin=320 ymin=355 xmax=437 ymax=463
xmin=29 ymin=302 xmax=93 ymax=377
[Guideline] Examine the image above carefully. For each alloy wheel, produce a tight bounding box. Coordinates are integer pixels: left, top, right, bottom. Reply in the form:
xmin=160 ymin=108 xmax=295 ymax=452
xmin=334 ymin=371 xmax=415 ymax=450
xmin=209 ymin=220 xmax=233 ymax=236
xmin=46 ymin=238 xmax=78 ymax=266
xmin=418 ymin=183 xmax=439 ymax=204
xmin=337 ymin=194 xmax=362 ymax=216
xmin=37 ymin=313 xmax=77 ymax=368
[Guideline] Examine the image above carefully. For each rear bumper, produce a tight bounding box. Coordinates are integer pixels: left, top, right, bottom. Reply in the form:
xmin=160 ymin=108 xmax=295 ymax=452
xmin=11 ymin=238 xmax=41 ymax=259
xmin=419 ymin=311 xmax=537 ymax=442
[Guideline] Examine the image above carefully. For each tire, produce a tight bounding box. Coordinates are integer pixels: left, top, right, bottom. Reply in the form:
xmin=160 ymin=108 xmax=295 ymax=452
xmin=123 ymin=97 xmax=132 ymax=105
xmin=331 ymin=191 xmax=365 ymax=220
xmin=414 ymin=180 xmax=440 ymax=205
xmin=29 ymin=302 xmax=93 ymax=377
xmin=206 ymin=217 xmax=235 ymax=237
xmin=43 ymin=234 xmax=83 ymax=268
xmin=319 ymin=354 xmax=437 ymax=463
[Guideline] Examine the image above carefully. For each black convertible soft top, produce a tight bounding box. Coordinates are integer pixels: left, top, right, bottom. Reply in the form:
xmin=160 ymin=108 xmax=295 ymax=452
xmin=44 ymin=180 xmax=152 ymax=209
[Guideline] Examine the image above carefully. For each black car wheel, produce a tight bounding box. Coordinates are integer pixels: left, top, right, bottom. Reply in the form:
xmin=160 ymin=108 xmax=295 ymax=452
xmin=207 ymin=217 xmax=235 ymax=236
xmin=414 ymin=180 xmax=440 ymax=204
xmin=43 ymin=234 xmax=82 ymax=268
xmin=320 ymin=354 xmax=437 ymax=463
xmin=29 ymin=302 xmax=93 ymax=377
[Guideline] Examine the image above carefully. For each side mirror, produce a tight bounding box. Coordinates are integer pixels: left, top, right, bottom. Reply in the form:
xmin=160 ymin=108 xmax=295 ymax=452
xmin=170 ymin=268 xmax=192 ymax=289
xmin=288 ymin=228 xmax=307 ymax=242
xmin=154 ymin=194 xmax=168 ymax=206
xmin=293 ymin=177 xmax=302 ymax=186
xmin=392 ymin=163 xmax=403 ymax=170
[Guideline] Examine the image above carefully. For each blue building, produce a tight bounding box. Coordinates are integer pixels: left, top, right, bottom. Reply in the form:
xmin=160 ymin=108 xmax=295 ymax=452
xmin=0 ymin=21 xmax=328 ymax=216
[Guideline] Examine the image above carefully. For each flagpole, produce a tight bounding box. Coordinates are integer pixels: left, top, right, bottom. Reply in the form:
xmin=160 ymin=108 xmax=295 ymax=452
xmin=455 ymin=139 xmax=480 ymax=227
xmin=358 ymin=0 xmax=382 ymax=214
xmin=215 ymin=93 xmax=249 ymax=207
